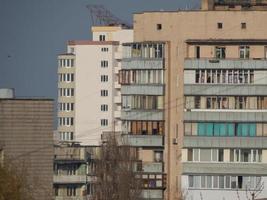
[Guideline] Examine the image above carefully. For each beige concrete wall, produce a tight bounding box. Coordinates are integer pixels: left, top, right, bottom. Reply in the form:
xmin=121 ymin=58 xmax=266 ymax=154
xmin=0 ymin=99 xmax=54 ymax=200
xmin=139 ymin=149 xmax=154 ymax=162
xmin=133 ymin=10 xmax=267 ymax=200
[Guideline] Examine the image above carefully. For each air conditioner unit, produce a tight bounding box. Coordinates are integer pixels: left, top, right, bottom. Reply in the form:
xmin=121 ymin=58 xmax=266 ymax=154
xmin=173 ymin=138 xmax=178 ymax=145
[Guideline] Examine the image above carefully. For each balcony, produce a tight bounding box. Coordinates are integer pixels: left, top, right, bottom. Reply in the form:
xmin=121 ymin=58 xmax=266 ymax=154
xmin=121 ymin=85 xmax=164 ymax=96
xmin=184 ymin=84 xmax=267 ymax=96
xmin=182 ymin=162 xmax=267 ymax=175
xmin=184 ymin=110 xmax=267 ymax=122
xmin=121 ymin=134 xmax=164 ymax=147
xmin=121 ymin=110 xmax=164 ymax=121
xmin=55 ymin=197 xmax=86 ymax=200
xmin=183 ymin=136 xmax=267 ymax=148
xmin=184 ymin=58 xmax=267 ymax=70
xmin=53 ymin=175 xmax=86 ymax=184
xmin=54 ymin=147 xmax=87 ymax=162
xmin=142 ymin=162 xmax=163 ymax=173
xmin=122 ymin=58 xmax=164 ymax=70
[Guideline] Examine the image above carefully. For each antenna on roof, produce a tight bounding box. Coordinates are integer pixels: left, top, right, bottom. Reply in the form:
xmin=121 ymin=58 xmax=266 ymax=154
xmin=86 ymin=4 xmax=132 ymax=28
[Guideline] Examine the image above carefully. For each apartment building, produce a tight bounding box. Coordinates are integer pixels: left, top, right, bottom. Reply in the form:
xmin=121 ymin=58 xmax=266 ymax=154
xmin=57 ymin=26 xmax=133 ymax=145
xmin=120 ymin=42 xmax=167 ymax=199
xmin=0 ymin=88 xmax=54 ymax=200
xmin=53 ymin=143 xmax=97 ymax=200
xmin=132 ymin=0 xmax=267 ymax=199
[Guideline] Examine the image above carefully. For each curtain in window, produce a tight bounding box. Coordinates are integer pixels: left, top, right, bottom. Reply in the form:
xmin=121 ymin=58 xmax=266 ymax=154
xmin=214 ymin=123 xmax=220 ymax=136
xmin=197 ymin=123 xmax=206 ymax=136
xmin=228 ymin=124 xmax=235 ymax=136
xmin=206 ymin=123 xmax=213 ymax=136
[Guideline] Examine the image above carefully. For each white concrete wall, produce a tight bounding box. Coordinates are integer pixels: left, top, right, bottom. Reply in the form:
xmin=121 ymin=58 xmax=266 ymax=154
xmin=181 ymin=175 xmax=267 ymax=200
xmin=74 ymin=28 xmax=133 ymax=145
xmin=75 ymin=44 xmax=114 ymax=145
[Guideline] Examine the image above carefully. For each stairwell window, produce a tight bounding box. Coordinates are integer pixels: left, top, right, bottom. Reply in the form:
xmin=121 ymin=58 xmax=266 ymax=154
xmin=240 ymin=46 xmax=250 ymax=59
xmin=215 ymin=46 xmax=226 ymax=59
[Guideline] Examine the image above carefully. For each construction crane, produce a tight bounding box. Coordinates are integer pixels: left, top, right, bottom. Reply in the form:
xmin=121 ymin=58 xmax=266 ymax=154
xmin=86 ymin=4 xmax=132 ymax=28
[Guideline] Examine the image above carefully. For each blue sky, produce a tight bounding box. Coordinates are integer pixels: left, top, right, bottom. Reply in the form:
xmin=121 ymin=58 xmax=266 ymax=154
xmin=0 ymin=0 xmax=199 ymax=98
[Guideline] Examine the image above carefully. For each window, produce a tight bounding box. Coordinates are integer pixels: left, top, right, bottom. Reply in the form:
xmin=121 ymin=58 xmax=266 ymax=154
xmin=265 ymin=46 xmax=267 ymax=59
xmin=215 ymin=47 xmax=226 ymax=59
xmin=119 ymin=70 xmax=164 ymax=85
xmin=54 ymin=186 xmax=59 ymax=196
xmin=59 ymin=117 xmax=74 ymax=126
xmin=67 ymin=186 xmax=76 ymax=196
xmin=99 ymin=35 xmax=105 ymax=41
xmin=100 ymin=75 xmax=108 ymax=82
xmin=122 ymin=95 xmax=164 ymax=110
xmin=194 ymin=69 xmax=254 ymax=84
xmin=157 ymin=24 xmax=162 ymax=30
xmin=230 ymin=149 xmax=262 ymax=162
xmin=59 ymin=103 xmax=74 ymax=111
xmin=241 ymin=22 xmax=246 ymax=29
xmin=240 ymin=46 xmax=250 ymax=59
xmin=100 ymin=104 xmax=108 ymax=111
xmin=101 ymin=60 xmax=108 ymax=68
xmin=154 ymin=151 xmax=163 ymax=162
xmin=123 ymin=120 xmax=164 ymax=135
xmin=100 ymin=90 xmax=108 ymax=97
xmin=59 ymin=88 xmax=74 ymax=97
xmin=101 ymin=47 xmax=109 ymax=52
xmin=196 ymin=46 xmax=200 ymax=59
xmin=217 ymin=22 xmax=223 ymax=29
xmin=101 ymin=119 xmax=108 ymax=126
xmin=188 ymin=175 xmax=261 ymax=189
xmin=194 ymin=122 xmax=256 ymax=137
xmin=188 ymin=148 xmax=223 ymax=162
xmin=59 ymin=132 xmax=74 ymax=141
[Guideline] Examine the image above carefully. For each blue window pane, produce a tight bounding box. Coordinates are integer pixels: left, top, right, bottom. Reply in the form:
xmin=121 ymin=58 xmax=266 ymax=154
xmin=228 ymin=124 xmax=235 ymax=136
xmin=241 ymin=123 xmax=249 ymax=136
xmin=207 ymin=123 xmax=214 ymax=136
xmin=249 ymin=124 xmax=256 ymax=136
xmin=214 ymin=123 xmax=220 ymax=136
xmin=220 ymin=124 xmax=227 ymax=136
xmin=198 ymin=123 xmax=206 ymax=136
xmin=237 ymin=124 xmax=242 ymax=136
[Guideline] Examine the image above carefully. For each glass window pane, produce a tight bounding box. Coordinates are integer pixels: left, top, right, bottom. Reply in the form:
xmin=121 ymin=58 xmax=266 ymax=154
xmin=228 ymin=124 xmax=235 ymax=136
xmin=214 ymin=123 xmax=220 ymax=136
xmin=225 ymin=176 xmax=231 ymax=188
xmin=219 ymin=176 xmax=224 ymax=188
xmin=249 ymin=124 xmax=256 ymax=136
xmin=207 ymin=123 xmax=214 ymax=136
xmin=207 ymin=176 xmax=212 ymax=188
xmin=198 ymin=123 xmax=206 ymax=136
xmin=200 ymin=149 xmax=211 ymax=161
xmin=193 ymin=149 xmax=199 ymax=161
xmin=213 ymin=176 xmax=218 ymax=188
xmin=201 ymin=176 xmax=206 ymax=188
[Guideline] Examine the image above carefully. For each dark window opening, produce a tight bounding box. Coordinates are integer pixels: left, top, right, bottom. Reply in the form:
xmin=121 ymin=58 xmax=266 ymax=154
xmin=217 ymin=23 xmax=223 ymax=29
xmin=196 ymin=46 xmax=200 ymax=59
xmin=157 ymin=24 xmax=162 ymax=30
xmin=241 ymin=23 xmax=247 ymax=29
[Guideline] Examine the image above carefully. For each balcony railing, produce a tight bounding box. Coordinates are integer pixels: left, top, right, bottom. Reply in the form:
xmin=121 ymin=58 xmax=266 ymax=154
xmin=53 ymin=175 xmax=87 ymax=184
xmin=184 ymin=58 xmax=267 ymax=70
xmin=122 ymin=134 xmax=164 ymax=147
